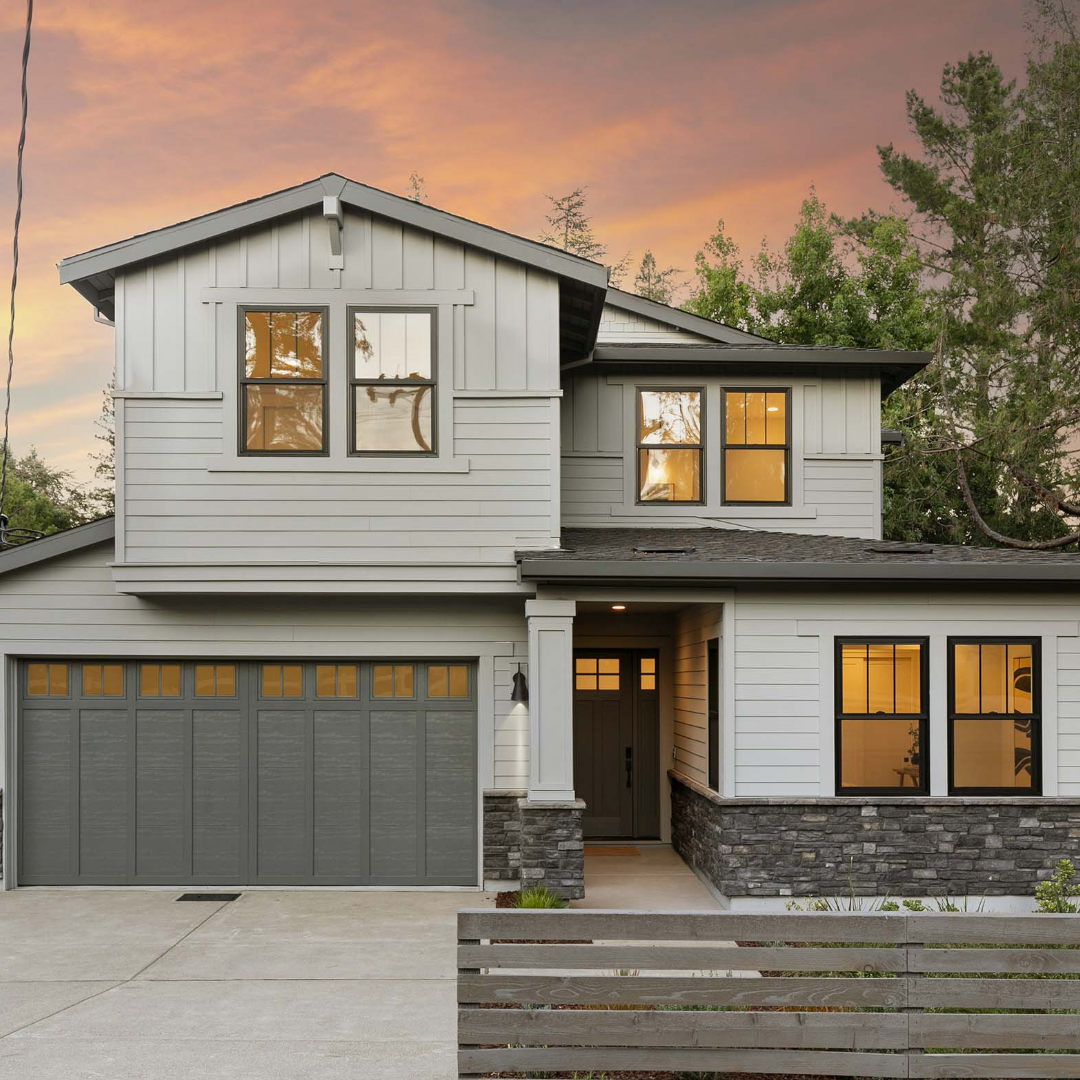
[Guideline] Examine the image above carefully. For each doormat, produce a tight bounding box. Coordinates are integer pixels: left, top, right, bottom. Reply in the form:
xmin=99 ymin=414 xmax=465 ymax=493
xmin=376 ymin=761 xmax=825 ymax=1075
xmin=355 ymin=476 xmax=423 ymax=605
xmin=176 ymin=893 xmax=241 ymax=902
xmin=585 ymin=847 xmax=641 ymax=857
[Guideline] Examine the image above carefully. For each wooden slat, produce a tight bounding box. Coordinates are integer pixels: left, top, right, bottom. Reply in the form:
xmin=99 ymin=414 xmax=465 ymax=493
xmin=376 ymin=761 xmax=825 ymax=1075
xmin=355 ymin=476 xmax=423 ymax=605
xmin=457 ymin=908 xmax=908 ymax=943
xmin=911 ymin=1013 xmax=1080 ymax=1051
xmin=910 ymin=1053 xmax=1080 ymax=1078
xmin=459 ymin=1046 xmax=909 ymax=1078
xmin=459 ymin=942 xmax=906 ymax=972
xmin=910 ymin=947 xmax=1080 ymax=974
xmin=458 ymin=973 xmax=906 ymax=1008
xmin=909 ymin=976 xmax=1080 ymax=1010
xmin=913 ymin=914 xmax=1080 ymax=946
xmin=458 ymin=1008 xmax=909 ymax=1050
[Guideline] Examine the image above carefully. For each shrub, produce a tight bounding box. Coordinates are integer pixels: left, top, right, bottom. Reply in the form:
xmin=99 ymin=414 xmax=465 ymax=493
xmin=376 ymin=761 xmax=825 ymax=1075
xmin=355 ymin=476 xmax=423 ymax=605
xmin=512 ymin=884 xmax=567 ymax=909
xmin=1035 ymin=859 xmax=1080 ymax=913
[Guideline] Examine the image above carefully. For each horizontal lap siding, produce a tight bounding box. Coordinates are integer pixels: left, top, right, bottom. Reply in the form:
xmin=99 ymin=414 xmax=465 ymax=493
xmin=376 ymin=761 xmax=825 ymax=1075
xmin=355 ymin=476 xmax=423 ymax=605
xmin=672 ymin=605 xmax=721 ymax=786
xmin=1058 ymin=637 xmax=1080 ymax=794
xmin=1 ymin=543 xmax=529 ymax=790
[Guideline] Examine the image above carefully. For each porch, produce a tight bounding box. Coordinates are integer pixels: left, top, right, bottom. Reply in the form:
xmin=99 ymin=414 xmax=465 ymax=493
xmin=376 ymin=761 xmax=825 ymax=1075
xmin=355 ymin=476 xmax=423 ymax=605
xmin=573 ymin=843 xmax=722 ymax=909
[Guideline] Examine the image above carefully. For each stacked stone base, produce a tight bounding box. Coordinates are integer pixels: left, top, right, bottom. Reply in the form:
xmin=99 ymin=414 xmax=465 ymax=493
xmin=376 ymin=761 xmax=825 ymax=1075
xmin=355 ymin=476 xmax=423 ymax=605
xmin=670 ymin=770 xmax=1080 ymax=899
xmin=482 ymin=791 xmax=585 ymax=899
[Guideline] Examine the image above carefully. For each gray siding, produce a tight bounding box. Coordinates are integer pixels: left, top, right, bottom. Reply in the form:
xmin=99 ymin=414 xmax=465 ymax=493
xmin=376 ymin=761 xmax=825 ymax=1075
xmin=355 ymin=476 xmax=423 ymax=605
xmin=672 ymin=604 xmax=722 ymax=786
xmin=596 ymin=303 xmax=711 ymax=344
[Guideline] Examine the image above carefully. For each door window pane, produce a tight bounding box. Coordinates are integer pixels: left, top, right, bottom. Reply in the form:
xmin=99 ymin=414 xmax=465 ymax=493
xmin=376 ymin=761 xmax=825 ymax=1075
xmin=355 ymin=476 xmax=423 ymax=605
xmin=245 ymin=385 xmax=324 ymax=452
xmin=953 ymin=718 xmax=1034 ymax=790
xmin=598 ymin=658 xmax=620 ymax=691
xmin=83 ymin=663 xmax=124 ymax=696
xmin=354 ymin=385 xmax=433 ymax=452
xmin=839 ymin=719 xmax=923 ymax=790
xmin=723 ymin=448 xmax=786 ymax=503
xmin=27 ymin=662 xmax=68 ymax=696
xmin=638 ymin=448 xmax=702 ymax=502
xmin=641 ymin=656 xmax=656 ymax=690
xmin=575 ymin=657 xmax=597 ymax=691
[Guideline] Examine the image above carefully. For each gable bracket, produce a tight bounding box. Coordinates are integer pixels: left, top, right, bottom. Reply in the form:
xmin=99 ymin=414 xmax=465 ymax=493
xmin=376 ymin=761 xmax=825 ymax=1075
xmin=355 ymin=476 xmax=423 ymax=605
xmin=323 ymin=195 xmax=344 ymax=269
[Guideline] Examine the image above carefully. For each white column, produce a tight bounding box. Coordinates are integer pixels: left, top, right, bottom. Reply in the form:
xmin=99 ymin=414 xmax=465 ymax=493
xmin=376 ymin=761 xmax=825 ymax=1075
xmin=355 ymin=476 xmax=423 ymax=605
xmin=525 ymin=599 xmax=576 ymax=802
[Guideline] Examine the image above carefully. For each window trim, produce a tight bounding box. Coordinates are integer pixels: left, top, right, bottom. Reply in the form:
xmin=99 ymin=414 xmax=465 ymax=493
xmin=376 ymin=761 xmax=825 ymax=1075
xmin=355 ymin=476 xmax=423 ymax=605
xmin=238 ymin=305 xmax=330 ymax=457
xmin=721 ymin=386 xmax=792 ymax=506
xmin=834 ymin=636 xmax=930 ymax=796
xmin=634 ymin=385 xmax=706 ymax=505
xmin=348 ymin=305 xmax=438 ymax=457
xmin=947 ymin=636 xmax=1042 ymax=796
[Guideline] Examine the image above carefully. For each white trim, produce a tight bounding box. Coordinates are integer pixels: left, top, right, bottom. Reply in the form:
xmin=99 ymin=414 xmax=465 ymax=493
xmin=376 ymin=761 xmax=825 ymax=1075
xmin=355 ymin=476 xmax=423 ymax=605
xmin=722 ymin=598 xmax=737 ymax=798
xmin=455 ymin=389 xmax=563 ymax=399
xmin=206 ymin=457 xmax=471 ymax=475
xmin=112 ymin=391 xmax=224 ymax=400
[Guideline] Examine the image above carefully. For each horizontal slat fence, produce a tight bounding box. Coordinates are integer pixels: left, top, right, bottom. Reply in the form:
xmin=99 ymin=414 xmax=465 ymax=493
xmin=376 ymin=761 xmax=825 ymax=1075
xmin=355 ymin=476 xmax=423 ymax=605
xmin=458 ymin=909 xmax=1080 ymax=1079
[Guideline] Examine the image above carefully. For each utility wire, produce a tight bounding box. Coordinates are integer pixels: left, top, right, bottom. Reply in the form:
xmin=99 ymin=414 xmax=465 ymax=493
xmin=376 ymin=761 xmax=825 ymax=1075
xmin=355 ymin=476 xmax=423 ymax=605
xmin=0 ymin=0 xmax=34 ymax=535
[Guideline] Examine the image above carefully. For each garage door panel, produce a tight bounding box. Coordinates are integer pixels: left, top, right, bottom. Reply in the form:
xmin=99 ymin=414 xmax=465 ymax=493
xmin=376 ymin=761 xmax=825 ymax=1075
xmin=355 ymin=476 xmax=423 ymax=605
xmin=425 ymin=711 xmax=477 ymax=882
xmin=78 ymin=710 xmax=129 ymax=879
xmin=192 ymin=708 xmax=245 ymax=880
xmin=369 ymin=710 xmax=419 ymax=880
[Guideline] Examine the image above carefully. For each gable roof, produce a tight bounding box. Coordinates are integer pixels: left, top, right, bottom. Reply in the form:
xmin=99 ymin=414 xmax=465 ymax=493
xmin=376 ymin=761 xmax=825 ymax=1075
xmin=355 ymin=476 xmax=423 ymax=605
xmin=518 ymin=527 xmax=1080 ymax=585
xmin=603 ymin=287 xmax=772 ymax=345
xmin=58 ymin=173 xmax=610 ymax=355
xmin=0 ymin=516 xmax=115 ymax=576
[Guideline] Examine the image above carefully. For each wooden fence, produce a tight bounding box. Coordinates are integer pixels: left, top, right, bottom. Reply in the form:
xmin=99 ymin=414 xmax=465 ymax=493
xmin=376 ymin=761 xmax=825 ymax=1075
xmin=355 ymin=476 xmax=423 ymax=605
xmin=458 ymin=909 xmax=1080 ymax=1079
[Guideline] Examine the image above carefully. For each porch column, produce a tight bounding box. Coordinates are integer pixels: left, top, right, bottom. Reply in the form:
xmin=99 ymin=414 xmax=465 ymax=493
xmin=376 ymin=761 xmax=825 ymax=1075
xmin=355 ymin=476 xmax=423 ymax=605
xmin=525 ymin=599 xmax=576 ymax=801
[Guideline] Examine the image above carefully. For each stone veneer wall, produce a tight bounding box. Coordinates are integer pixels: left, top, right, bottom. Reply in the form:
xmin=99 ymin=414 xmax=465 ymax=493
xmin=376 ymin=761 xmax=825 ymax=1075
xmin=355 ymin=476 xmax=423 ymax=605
xmin=482 ymin=791 xmax=585 ymax=899
xmin=670 ymin=770 xmax=1080 ymax=898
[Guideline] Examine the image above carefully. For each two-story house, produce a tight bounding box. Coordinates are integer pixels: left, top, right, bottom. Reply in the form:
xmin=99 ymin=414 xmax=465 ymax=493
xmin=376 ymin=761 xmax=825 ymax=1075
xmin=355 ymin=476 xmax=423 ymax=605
xmin=2 ymin=173 xmax=1078 ymax=903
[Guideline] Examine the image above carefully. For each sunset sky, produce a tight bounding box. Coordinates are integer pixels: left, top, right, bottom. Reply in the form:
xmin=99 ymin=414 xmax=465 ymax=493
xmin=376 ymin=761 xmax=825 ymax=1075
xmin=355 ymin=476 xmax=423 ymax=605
xmin=0 ymin=0 xmax=1032 ymax=483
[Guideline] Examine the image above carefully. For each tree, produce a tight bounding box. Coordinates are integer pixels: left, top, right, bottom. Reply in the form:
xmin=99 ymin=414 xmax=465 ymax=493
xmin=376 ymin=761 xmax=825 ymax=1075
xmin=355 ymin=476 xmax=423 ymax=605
xmin=0 ymin=446 xmax=91 ymax=540
xmin=539 ymin=187 xmax=607 ymax=260
xmin=862 ymin=1 xmax=1080 ymax=548
xmin=633 ymin=250 xmax=682 ymax=305
xmin=404 ymin=171 xmax=428 ymax=202
xmin=89 ymin=379 xmax=115 ymax=515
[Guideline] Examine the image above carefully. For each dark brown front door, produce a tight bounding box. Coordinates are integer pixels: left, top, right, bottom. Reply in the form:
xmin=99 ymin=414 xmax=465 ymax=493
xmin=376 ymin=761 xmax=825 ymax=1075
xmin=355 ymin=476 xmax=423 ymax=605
xmin=573 ymin=650 xmax=659 ymax=839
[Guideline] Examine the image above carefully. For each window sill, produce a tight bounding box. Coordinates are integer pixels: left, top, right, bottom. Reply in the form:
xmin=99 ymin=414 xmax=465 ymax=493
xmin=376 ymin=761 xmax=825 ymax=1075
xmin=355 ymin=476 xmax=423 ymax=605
xmin=616 ymin=504 xmax=817 ymax=519
xmin=208 ymin=456 xmax=471 ymax=474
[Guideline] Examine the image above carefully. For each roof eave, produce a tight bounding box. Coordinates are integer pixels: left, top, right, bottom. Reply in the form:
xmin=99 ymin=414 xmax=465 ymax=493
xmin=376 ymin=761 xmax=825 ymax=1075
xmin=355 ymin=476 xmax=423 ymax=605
xmin=0 ymin=517 xmax=115 ymax=576
xmin=603 ymin=288 xmax=773 ymax=344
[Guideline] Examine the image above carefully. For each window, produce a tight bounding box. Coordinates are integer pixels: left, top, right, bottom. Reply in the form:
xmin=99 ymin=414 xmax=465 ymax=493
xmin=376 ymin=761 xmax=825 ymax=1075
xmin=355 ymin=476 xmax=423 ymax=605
xmin=575 ymin=657 xmax=620 ymax=691
xmin=140 ymin=663 xmax=181 ymax=697
xmin=351 ymin=309 xmax=435 ymax=454
xmin=637 ymin=389 xmax=703 ymax=502
xmin=316 ymin=664 xmax=358 ymax=698
xmin=949 ymin=639 xmax=1040 ymax=794
xmin=241 ymin=309 xmax=327 ymax=454
xmin=640 ymin=656 xmax=657 ymax=691
xmin=836 ymin=640 xmax=928 ymax=794
xmin=195 ymin=663 xmax=237 ymax=697
xmin=372 ymin=664 xmax=415 ymax=698
xmin=722 ymin=389 xmax=789 ymax=504
xmin=427 ymin=664 xmax=469 ymax=698
xmin=83 ymin=663 xmax=124 ymax=696
xmin=261 ymin=664 xmax=303 ymax=698
xmin=26 ymin=663 xmax=68 ymax=696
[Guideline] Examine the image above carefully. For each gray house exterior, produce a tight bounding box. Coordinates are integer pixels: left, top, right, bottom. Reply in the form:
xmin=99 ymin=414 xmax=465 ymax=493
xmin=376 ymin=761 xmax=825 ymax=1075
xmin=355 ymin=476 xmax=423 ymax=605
xmin=2 ymin=173 xmax=1078 ymax=901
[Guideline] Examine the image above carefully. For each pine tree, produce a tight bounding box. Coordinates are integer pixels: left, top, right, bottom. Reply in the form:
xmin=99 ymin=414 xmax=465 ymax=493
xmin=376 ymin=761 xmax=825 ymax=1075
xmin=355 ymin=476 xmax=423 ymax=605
xmin=633 ymin=250 xmax=682 ymax=304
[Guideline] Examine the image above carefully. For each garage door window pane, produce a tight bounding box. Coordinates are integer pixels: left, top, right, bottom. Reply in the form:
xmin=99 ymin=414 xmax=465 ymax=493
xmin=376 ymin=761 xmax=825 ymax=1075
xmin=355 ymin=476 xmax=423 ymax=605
xmin=83 ymin=663 xmax=124 ymax=696
xmin=141 ymin=663 xmax=181 ymax=697
xmin=373 ymin=664 xmax=414 ymax=698
xmin=195 ymin=663 xmax=236 ymax=697
xmin=262 ymin=663 xmax=303 ymax=698
xmin=428 ymin=664 xmax=468 ymax=698
xmin=27 ymin=662 xmax=68 ymax=696
xmin=316 ymin=664 xmax=358 ymax=698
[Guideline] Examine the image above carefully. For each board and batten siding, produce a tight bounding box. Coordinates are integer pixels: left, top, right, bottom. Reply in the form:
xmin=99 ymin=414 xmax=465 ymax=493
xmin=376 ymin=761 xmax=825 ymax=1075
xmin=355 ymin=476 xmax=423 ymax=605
xmin=112 ymin=206 xmax=562 ymax=581
xmin=672 ymin=604 xmax=722 ymax=786
xmin=561 ymin=375 xmax=882 ymax=539
xmin=731 ymin=587 xmax=1080 ymax=797
xmin=0 ymin=542 xmax=531 ymax=803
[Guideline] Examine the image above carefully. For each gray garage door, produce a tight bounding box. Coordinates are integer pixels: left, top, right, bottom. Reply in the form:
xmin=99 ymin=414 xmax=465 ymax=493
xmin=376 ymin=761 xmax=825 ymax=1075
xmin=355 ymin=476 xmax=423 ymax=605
xmin=17 ymin=659 xmax=477 ymax=886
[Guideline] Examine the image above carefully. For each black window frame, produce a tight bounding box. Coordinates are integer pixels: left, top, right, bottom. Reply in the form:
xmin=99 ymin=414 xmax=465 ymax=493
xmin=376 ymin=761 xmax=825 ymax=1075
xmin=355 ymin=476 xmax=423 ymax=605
xmin=635 ymin=385 xmax=706 ymax=505
xmin=238 ymin=306 xmax=329 ymax=457
xmin=834 ymin=637 xmax=930 ymax=796
xmin=947 ymin=636 xmax=1042 ymax=796
xmin=721 ymin=387 xmax=792 ymax=506
xmin=349 ymin=305 xmax=438 ymax=457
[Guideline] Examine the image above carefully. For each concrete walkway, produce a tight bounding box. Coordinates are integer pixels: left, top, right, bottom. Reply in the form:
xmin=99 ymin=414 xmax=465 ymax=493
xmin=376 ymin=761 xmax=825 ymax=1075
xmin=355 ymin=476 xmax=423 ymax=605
xmin=0 ymin=888 xmax=493 ymax=1080
xmin=574 ymin=843 xmax=723 ymax=909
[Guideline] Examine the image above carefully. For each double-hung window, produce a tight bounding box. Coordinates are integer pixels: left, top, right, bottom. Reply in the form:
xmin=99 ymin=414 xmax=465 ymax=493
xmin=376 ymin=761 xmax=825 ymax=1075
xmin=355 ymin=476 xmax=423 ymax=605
xmin=241 ymin=309 xmax=327 ymax=454
xmin=722 ymin=389 xmax=789 ymax=504
xmin=351 ymin=308 xmax=436 ymax=454
xmin=836 ymin=639 xmax=928 ymax=794
xmin=949 ymin=639 xmax=1040 ymax=794
xmin=637 ymin=389 xmax=703 ymax=503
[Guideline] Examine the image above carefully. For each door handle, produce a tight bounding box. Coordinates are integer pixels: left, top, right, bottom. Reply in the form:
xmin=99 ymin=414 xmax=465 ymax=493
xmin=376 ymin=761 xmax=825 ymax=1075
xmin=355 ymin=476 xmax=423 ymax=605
xmin=625 ymin=746 xmax=633 ymax=788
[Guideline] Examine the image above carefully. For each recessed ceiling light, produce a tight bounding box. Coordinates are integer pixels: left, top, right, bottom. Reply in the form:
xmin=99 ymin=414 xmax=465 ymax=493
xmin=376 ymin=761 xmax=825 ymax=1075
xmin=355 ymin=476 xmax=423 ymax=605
xmin=612 ymin=604 xmax=626 ymax=611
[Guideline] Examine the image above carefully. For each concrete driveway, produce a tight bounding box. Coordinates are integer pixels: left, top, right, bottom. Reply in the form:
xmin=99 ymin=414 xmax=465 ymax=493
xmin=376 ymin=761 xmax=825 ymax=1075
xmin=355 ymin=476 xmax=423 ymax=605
xmin=0 ymin=888 xmax=494 ymax=1080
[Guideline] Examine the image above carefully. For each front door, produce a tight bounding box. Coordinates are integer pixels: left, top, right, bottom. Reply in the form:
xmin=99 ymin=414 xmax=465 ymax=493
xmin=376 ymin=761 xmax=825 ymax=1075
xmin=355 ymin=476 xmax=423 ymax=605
xmin=573 ymin=650 xmax=659 ymax=839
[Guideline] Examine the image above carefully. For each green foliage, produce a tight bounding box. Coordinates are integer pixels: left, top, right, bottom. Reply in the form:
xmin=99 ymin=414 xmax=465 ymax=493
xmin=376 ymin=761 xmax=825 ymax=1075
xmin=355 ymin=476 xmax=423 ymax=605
xmin=1 ymin=446 xmax=93 ymax=537
xmin=404 ymin=171 xmax=428 ymax=202
xmin=512 ymin=884 xmax=567 ymax=909
xmin=1035 ymin=859 xmax=1080 ymax=913
xmin=902 ymin=898 xmax=927 ymax=912
xmin=88 ymin=379 xmax=115 ymax=516
xmin=633 ymin=249 xmax=682 ymax=304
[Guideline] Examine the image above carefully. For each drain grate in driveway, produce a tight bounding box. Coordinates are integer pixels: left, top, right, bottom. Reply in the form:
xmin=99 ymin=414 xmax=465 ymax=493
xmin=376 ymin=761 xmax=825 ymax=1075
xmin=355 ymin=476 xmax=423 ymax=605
xmin=176 ymin=892 xmax=241 ymax=902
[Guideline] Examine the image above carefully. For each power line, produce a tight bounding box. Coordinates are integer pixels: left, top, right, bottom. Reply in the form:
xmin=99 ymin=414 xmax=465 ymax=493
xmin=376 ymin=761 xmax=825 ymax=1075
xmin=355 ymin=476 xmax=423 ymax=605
xmin=0 ymin=0 xmax=34 ymax=546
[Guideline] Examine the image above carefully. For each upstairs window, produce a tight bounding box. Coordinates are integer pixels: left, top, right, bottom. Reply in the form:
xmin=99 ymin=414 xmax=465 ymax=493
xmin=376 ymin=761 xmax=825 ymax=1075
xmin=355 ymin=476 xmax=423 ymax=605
xmin=949 ymin=639 xmax=1040 ymax=794
xmin=722 ymin=389 xmax=789 ymax=504
xmin=241 ymin=309 xmax=327 ymax=454
xmin=351 ymin=309 xmax=436 ymax=454
xmin=637 ymin=389 xmax=703 ymax=503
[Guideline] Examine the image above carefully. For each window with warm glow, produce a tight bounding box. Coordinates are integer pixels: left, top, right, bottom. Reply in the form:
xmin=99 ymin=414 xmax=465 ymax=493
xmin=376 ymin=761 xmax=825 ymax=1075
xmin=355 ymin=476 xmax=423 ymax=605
xmin=352 ymin=309 xmax=435 ymax=454
xmin=427 ymin=664 xmax=469 ymax=698
xmin=316 ymin=664 xmax=359 ymax=698
xmin=26 ymin=662 xmax=69 ymax=697
xmin=195 ymin=663 xmax=237 ymax=697
xmin=836 ymin=640 xmax=927 ymax=794
xmin=637 ymin=389 xmax=703 ymax=502
xmin=949 ymin=639 xmax=1039 ymax=794
xmin=575 ymin=657 xmax=620 ymax=691
xmin=261 ymin=663 xmax=304 ymax=698
xmin=241 ymin=310 xmax=326 ymax=453
xmin=372 ymin=664 xmax=415 ymax=698
xmin=140 ymin=663 xmax=182 ymax=697
xmin=722 ymin=389 xmax=789 ymax=504
xmin=83 ymin=663 xmax=124 ymax=696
